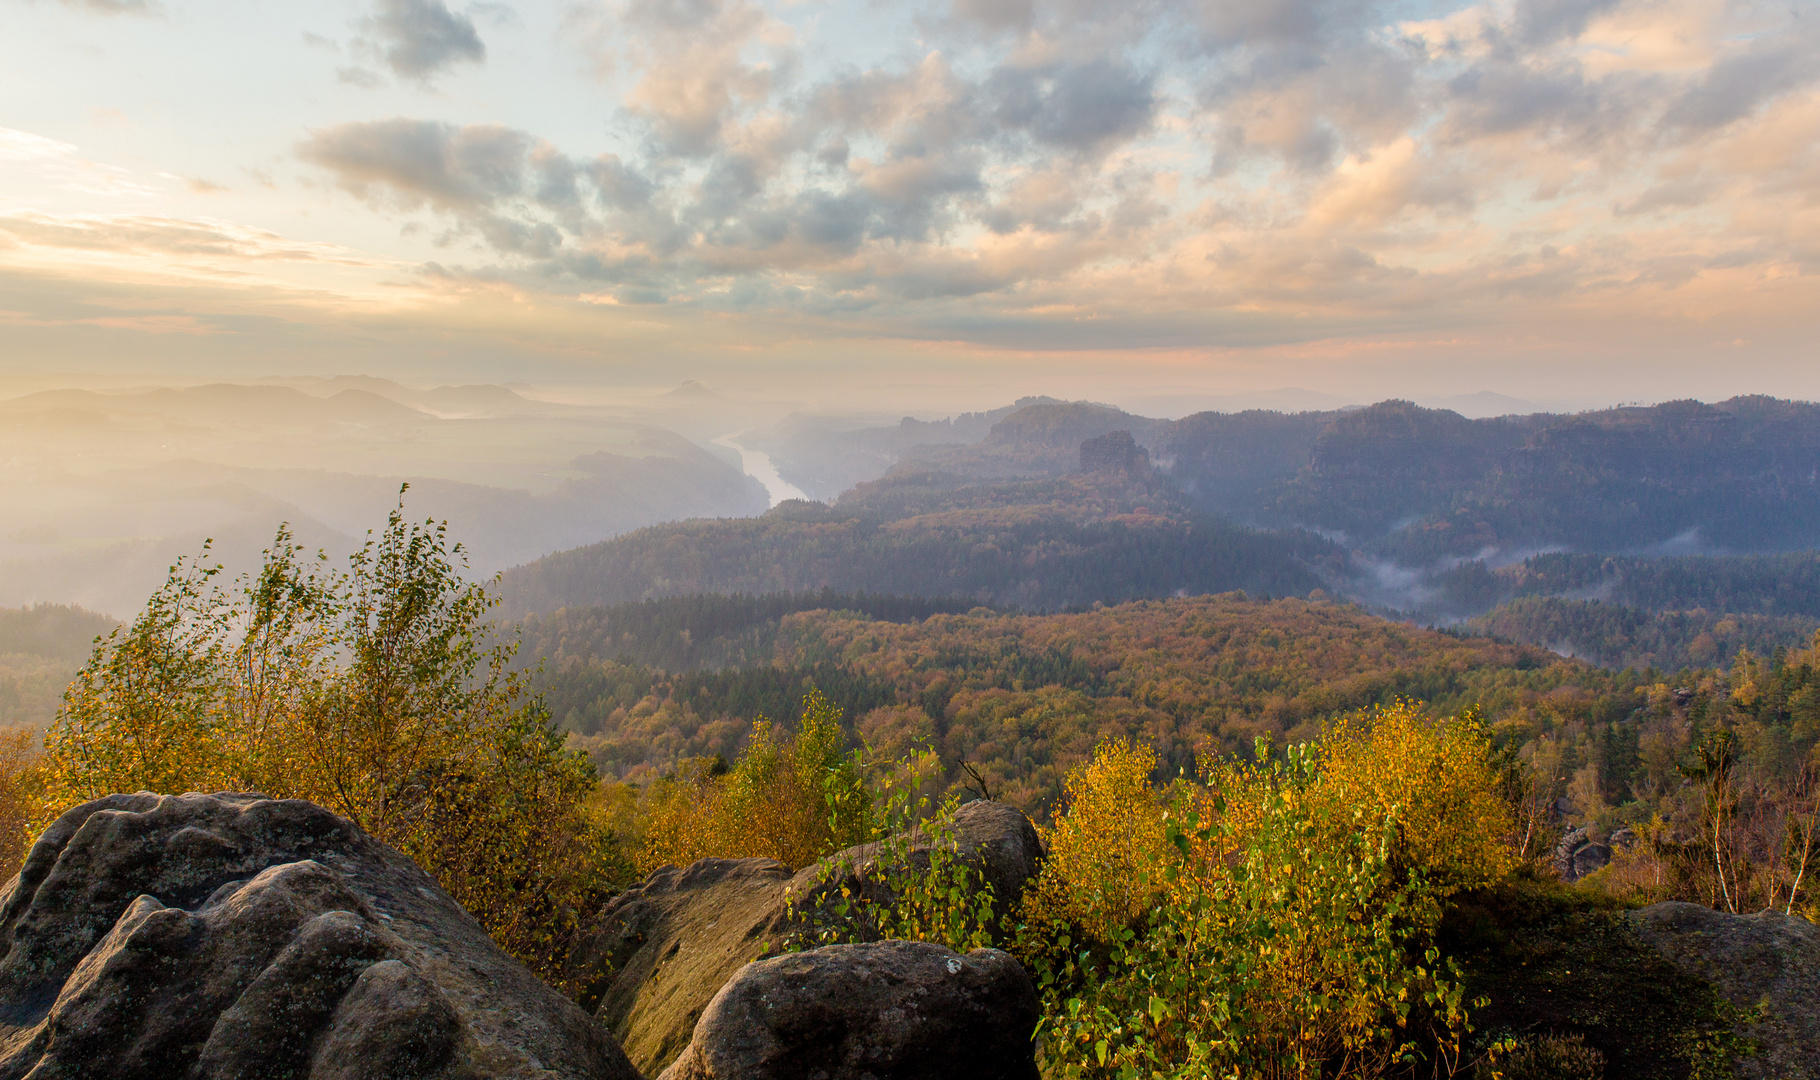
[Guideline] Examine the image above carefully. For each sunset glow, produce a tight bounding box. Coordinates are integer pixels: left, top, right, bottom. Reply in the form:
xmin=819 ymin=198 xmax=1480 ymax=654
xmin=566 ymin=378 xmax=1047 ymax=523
xmin=3 ymin=0 xmax=1818 ymax=404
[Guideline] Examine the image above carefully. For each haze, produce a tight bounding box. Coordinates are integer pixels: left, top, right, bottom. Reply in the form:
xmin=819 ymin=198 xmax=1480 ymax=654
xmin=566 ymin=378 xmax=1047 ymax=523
xmin=6 ymin=0 xmax=1820 ymax=615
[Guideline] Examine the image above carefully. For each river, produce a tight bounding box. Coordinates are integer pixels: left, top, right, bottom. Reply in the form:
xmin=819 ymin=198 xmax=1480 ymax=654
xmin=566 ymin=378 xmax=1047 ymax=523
xmin=712 ymin=433 xmax=810 ymax=508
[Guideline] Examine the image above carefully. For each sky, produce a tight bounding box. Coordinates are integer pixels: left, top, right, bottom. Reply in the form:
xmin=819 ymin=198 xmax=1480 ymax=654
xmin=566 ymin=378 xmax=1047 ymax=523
xmin=3 ymin=0 xmax=1818 ymax=411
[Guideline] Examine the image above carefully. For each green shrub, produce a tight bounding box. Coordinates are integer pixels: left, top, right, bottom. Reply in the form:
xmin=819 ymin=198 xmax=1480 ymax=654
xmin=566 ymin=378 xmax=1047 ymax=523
xmin=40 ymin=496 xmax=619 ymax=984
xmin=1475 ymin=1034 xmax=1605 ymax=1080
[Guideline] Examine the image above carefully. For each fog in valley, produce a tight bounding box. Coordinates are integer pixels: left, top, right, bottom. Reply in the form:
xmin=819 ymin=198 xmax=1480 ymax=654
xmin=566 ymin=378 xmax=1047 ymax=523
xmin=0 ymin=375 xmax=1559 ymax=618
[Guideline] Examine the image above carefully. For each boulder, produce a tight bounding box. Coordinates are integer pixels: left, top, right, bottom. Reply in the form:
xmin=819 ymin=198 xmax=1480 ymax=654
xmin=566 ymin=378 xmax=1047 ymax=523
xmin=573 ymin=856 xmax=799 ymax=1076
xmin=657 ymin=941 xmax=1039 ymax=1080
xmin=1553 ymin=827 xmax=1612 ymax=882
xmin=1631 ymin=901 xmax=1820 ymax=1080
xmin=573 ymin=800 xmax=1042 ymax=1078
xmin=0 ymin=791 xmax=640 ymax=1080
xmin=791 ymin=800 xmax=1046 ymax=930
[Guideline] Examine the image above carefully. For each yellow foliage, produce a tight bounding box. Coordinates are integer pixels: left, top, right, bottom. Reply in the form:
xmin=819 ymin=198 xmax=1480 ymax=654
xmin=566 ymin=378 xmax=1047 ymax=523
xmin=1025 ymin=738 xmax=1169 ymax=941
xmin=33 ymin=507 xmax=622 ymax=986
xmin=637 ymin=689 xmax=868 ymax=873
xmin=1020 ymin=702 xmax=1516 ymax=1078
xmin=1311 ymin=699 xmax=1518 ymax=897
xmin=0 ymin=727 xmax=38 ymax=884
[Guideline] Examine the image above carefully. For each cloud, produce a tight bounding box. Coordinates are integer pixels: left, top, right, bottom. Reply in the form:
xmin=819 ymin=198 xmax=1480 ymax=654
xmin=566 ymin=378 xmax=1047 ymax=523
xmin=0 ymin=128 xmax=80 ymax=162
xmin=0 ymin=213 xmax=379 ymax=264
xmin=339 ymin=66 xmax=386 ymax=88
xmin=1513 ymin=0 xmax=1625 ymax=47
xmin=990 ymin=59 xmax=1157 ymax=152
xmin=298 ymin=120 xmax=538 ymax=212
xmin=1660 ymin=21 xmax=1820 ymax=131
xmin=618 ymin=0 xmax=780 ymax=155
xmin=952 ymin=0 xmax=1033 ymax=32
xmin=252 ymin=0 xmax=1820 ymax=355
xmin=364 ymin=0 xmax=486 ymax=82
xmin=0 ymin=310 xmax=216 ymax=335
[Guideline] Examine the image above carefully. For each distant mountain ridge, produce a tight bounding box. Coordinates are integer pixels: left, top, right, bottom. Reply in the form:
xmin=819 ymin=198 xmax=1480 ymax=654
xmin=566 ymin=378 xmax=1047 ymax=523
xmin=0 ymin=382 xmax=769 ymax=616
xmin=803 ymin=394 xmax=1820 ymax=563
xmin=501 ymin=393 xmax=1820 ymax=667
xmin=2 ymin=384 xmax=433 ymax=427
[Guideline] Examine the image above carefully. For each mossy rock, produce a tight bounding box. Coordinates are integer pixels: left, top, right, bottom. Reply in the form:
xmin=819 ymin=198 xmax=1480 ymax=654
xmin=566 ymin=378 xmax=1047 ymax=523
xmin=1442 ymin=871 xmax=1755 ymax=1080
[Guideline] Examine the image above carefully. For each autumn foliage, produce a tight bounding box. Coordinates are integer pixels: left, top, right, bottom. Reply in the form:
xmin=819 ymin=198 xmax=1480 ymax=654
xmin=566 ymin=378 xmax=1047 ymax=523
xmin=1017 ymin=701 xmax=1514 ymax=1078
xmin=636 ymin=688 xmax=870 ymax=873
xmin=33 ymin=496 xmax=620 ymax=984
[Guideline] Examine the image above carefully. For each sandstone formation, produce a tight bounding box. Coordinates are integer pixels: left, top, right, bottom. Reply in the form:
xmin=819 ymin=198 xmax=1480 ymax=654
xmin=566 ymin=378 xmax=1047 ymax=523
xmin=571 ymin=856 xmax=799 ymax=1076
xmin=573 ymin=799 xmax=1043 ymax=1078
xmin=1078 ymin=430 xmax=1149 ymax=475
xmin=1553 ymin=827 xmax=1612 ymax=882
xmin=1632 ymin=901 xmax=1820 ymax=1080
xmin=0 ymin=791 xmax=640 ymax=1080
xmin=792 ymin=799 xmax=1045 ymax=932
xmin=657 ymin=941 xmax=1040 ymax=1080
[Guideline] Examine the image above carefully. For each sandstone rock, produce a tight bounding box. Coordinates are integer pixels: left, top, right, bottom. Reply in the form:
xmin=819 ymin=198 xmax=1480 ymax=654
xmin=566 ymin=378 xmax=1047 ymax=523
xmin=1632 ymin=901 xmax=1820 ymax=1080
xmin=0 ymin=791 xmax=640 ymax=1080
xmin=657 ymin=941 xmax=1039 ymax=1080
xmin=1553 ymin=827 xmax=1612 ymax=882
xmin=573 ymin=800 xmax=1042 ymax=1078
xmin=1079 ymin=430 xmax=1148 ymax=475
xmin=573 ymin=856 xmax=799 ymax=1076
xmin=790 ymin=799 xmax=1045 ymax=929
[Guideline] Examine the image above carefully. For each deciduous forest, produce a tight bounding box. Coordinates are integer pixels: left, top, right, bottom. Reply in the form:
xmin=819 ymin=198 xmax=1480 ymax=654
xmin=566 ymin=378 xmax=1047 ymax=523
xmin=7 ymin=392 xmax=1820 ymax=1077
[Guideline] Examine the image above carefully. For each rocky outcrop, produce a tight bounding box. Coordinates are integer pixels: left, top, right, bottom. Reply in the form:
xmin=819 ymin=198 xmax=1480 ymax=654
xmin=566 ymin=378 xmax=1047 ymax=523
xmin=657 ymin=941 xmax=1039 ymax=1080
xmin=1079 ymin=430 xmax=1149 ymax=475
xmin=0 ymin=791 xmax=640 ymax=1080
xmin=1554 ymin=827 xmax=1613 ymax=882
xmin=573 ymin=800 xmax=1043 ymax=1078
xmin=571 ymin=856 xmax=799 ymax=1076
xmin=1632 ymin=902 xmax=1820 ymax=1080
xmin=792 ymin=800 xmax=1045 ymax=930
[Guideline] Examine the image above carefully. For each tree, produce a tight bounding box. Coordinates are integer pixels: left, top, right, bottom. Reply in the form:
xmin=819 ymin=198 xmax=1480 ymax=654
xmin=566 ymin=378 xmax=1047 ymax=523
xmin=637 ymin=687 xmax=870 ymax=872
xmin=41 ymin=491 xmax=622 ymax=983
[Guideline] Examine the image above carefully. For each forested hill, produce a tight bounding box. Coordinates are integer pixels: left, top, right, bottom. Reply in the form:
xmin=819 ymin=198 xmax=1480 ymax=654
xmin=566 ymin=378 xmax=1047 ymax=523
xmin=1285 ymin=396 xmax=1820 ymax=564
xmin=513 ymin=591 xmax=989 ymax=673
xmin=1471 ymin=598 xmax=1819 ymax=671
xmin=530 ymin=592 xmax=1651 ymax=813
xmin=501 ymin=394 xmax=1820 ymax=654
xmin=890 ymin=394 xmax=1820 ymax=562
xmin=497 ymin=470 xmax=1339 ymax=619
xmin=1430 ymin=552 xmax=1820 ymax=669
xmin=0 ymin=604 xmax=117 ymax=729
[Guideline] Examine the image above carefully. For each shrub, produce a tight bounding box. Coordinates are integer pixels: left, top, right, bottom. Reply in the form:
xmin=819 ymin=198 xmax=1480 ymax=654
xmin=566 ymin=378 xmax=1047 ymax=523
xmin=637 ymin=688 xmax=870 ymax=872
xmin=789 ymin=746 xmax=1001 ymax=955
xmin=1474 ymin=1034 xmax=1605 ymax=1080
xmin=1022 ymin=737 xmax=1169 ymax=941
xmin=1016 ymin=701 xmax=1515 ymax=1079
xmin=0 ymin=726 xmax=36 ymax=883
xmin=38 ymin=496 xmax=619 ymax=984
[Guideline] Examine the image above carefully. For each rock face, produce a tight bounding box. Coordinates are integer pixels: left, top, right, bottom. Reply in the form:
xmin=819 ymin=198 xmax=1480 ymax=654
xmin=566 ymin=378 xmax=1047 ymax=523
xmin=657 ymin=941 xmax=1039 ymax=1080
xmin=0 ymin=791 xmax=640 ymax=1080
xmin=1554 ymin=827 xmax=1613 ymax=882
xmin=1632 ymin=901 xmax=1820 ymax=1080
xmin=1079 ymin=430 xmax=1148 ymax=475
xmin=573 ymin=800 xmax=1043 ymax=1078
xmin=795 ymin=800 xmax=1046 ymax=928
xmin=572 ymin=856 xmax=799 ymax=1076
